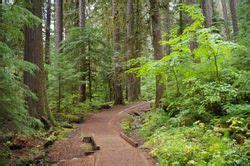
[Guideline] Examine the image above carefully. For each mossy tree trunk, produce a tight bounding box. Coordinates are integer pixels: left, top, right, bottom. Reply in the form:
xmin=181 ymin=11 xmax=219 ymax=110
xmin=24 ymin=0 xmax=47 ymax=119
xmin=112 ymin=0 xmax=124 ymax=105
xmin=126 ymin=0 xmax=140 ymax=101
xmin=55 ymin=0 xmax=63 ymax=111
xmin=201 ymin=0 xmax=213 ymax=27
xmin=79 ymin=0 xmax=87 ymax=102
xmin=229 ymin=0 xmax=239 ymax=35
xmin=149 ymin=0 xmax=165 ymax=107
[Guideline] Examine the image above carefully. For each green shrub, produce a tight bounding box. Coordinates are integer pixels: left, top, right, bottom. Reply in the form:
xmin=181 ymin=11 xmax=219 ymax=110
xmin=144 ymin=124 xmax=249 ymax=166
xmin=139 ymin=110 xmax=170 ymax=138
xmin=121 ymin=117 xmax=134 ymax=134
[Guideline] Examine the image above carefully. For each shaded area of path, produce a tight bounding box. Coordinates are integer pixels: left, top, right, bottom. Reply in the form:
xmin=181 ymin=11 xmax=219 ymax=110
xmin=48 ymin=101 xmax=155 ymax=166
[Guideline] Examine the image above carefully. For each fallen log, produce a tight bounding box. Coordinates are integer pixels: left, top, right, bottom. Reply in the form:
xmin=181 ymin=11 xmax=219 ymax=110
xmin=120 ymin=132 xmax=138 ymax=147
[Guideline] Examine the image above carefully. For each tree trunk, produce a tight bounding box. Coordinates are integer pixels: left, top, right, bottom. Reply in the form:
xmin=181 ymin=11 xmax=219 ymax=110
xmin=0 ymin=1 xmax=2 ymax=32
xmin=126 ymin=0 xmax=140 ymax=101
xmin=24 ymin=0 xmax=46 ymax=118
xmin=134 ymin=0 xmax=141 ymax=97
xmin=45 ymin=0 xmax=51 ymax=64
xmin=88 ymin=41 xmax=92 ymax=101
xmin=229 ymin=0 xmax=239 ymax=35
xmin=79 ymin=0 xmax=87 ymax=102
xmin=186 ymin=0 xmax=198 ymax=53
xmin=149 ymin=0 xmax=165 ymax=107
xmin=201 ymin=0 xmax=213 ymax=27
xmin=221 ymin=0 xmax=230 ymax=40
xmin=79 ymin=0 xmax=86 ymax=27
xmin=44 ymin=0 xmax=55 ymax=125
xmin=179 ymin=0 xmax=184 ymax=35
xmin=164 ymin=2 xmax=171 ymax=55
xmin=112 ymin=0 xmax=124 ymax=105
xmin=55 ymin=0 xmax=63 ymax=111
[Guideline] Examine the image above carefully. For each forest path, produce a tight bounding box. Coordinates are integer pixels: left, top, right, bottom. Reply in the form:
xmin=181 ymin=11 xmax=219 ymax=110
xmin=48 ymin=101 xmax=155 ymax=166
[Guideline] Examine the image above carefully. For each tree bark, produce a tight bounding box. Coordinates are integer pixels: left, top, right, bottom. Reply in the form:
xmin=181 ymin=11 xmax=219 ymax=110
xmin=164 ymin=2 xmax=171 ymax=55
xmin=229 ymin=0 xmax=239 ymax=35
xmin=79 ymin=0 xmax=87 ymax=102
xmin=201 ymin=0 xmax=213 ymax=27
xmin=24 ymin=0 xmax=46 ymax=118
xmin=126 ymin=0 xmax=140 ymax=101
xmin=112 ymin=0 xmax=124 ymax=105
xmin=44 ymin=0 xmax=55 ymax=125
xmin=179 ymin=0 xmax=184 ymax=35
xmin=186 ymin=0 xmax=199 ymax=53
xmin=149 ymin=0 xmax=165 ymax=107
xmin=45 ymin=0 xmax=51 ymax=64
xmin=134 ymin=0 xmax=141 ymax=97
xmin=221 ymin=0 xmax=230 ymax=40
xmin=55 ymin=0 xmax=63 ymax=111
xmin=88 ymin=41 xmax=92 ymax=101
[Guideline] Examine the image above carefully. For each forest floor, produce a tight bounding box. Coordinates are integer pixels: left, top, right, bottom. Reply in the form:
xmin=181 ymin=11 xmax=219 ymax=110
xmin=48 ymin=101 xmax=156 ymax=166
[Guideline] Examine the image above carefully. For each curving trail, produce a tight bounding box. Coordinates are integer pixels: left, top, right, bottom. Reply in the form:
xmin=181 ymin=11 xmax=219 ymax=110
xmin=48 ymin=101 xmax=155 ymax=166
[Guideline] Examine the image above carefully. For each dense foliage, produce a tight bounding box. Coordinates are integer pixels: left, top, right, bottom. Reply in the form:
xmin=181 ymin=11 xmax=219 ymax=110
xmin=0 ymin=4 xmax=43 ymax=135
xmin=128 ymin=4 xmax=250 ymax=165
xmin=1 ymin=0 xmax=249 ymax=165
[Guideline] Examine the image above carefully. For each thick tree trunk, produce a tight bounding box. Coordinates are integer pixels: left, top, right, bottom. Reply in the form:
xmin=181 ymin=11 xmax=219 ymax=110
xmin=79 ymin=0 xmax=87 ymax=102
xmin=229 ymin=0 xmax=239 ymax=35
xmin=24 ymin=0 xmax=46 ymax=118
xmin=55 ymin=0 xmax=63 ymax=111
xmin=201 ymin=0 xmax=213 ymax=27
xmin=221 ymin=0 xmax=230 ymax=40
xmin=126 ymin=0 xmax=140 ymax=101
xmin=112 ymin=0 xmax=124 ymax=105
xmin=149 ymin=0 xmax=165 ymax=107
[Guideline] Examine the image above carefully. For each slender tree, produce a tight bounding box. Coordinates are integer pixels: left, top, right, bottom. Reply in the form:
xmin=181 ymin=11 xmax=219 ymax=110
xmin=229 ymin=0 xmax=239 ymax=35
xmin=87 ymin=40 xmax=92 ymax=101
xmin=133 ymin=0 xmax=142 ymax=98
xmin=179 ymin=0 xmax=184 ymax=35
xmin=55 ymin=0 xmax=63 ymax=111
xmin=44 ymin=0 xmax=55 ymax=125
xmin=221 ymin=0 xmax=230 ymax=40
xmin=24 ymin=0 xmax=47 ymax=119
xmin=201 ymin=0 xmax=213 ymax=27
xmin=79 ymin=0 xmax=87 ymax=102
xmin=186 ymin=0 xmax=199 ymax=53
xmin=112 ymin=0 xmax=124 ymax=104
xmin=164 ymin=1 xmax=171 ymax=55
xmin=45 ymin=0 xmax=51 ymax=64
xmin=149 ymin=0 xmax=165 ymax=107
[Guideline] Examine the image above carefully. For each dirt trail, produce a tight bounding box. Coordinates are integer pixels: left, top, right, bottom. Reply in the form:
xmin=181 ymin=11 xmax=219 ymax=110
xmin=48 ymin=101 xmax=155 ymax=166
